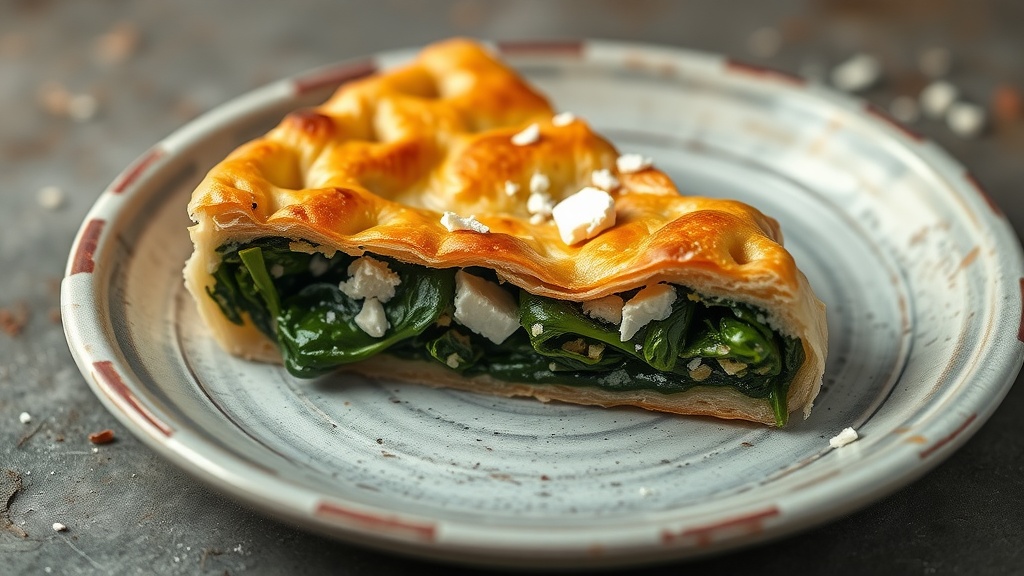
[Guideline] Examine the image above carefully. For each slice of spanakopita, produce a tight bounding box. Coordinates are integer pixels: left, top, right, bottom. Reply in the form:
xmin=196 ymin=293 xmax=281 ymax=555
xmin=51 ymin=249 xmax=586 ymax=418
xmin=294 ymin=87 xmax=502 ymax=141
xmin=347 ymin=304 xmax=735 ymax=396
xmin=184 ymin=37 xmax=827 ymax=426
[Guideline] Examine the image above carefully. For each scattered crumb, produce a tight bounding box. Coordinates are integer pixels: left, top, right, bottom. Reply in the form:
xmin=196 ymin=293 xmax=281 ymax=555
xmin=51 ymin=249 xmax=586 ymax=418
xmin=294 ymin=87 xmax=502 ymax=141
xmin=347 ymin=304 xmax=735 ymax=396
xmin=503 ymin=180 xmax=519 ymax=196
xmin=947 ymin=101 xmax=987 ymax=138
xmin=747 ymin=26 xmax=782 ymax=58
xmin=87 ymin=429 xmax=116 ymax=445
xmin=18 ymin=412 xmax=31 ymax=425
xmin=52 ymin=522 xmax=67 ymax=532
xmin=440 ymin=211 xmax=489 ymax=233
xmin=91 ymin=447 xmax=98 ymax=454
xmin=889 ymin=95 xmax=920 ymax=124
xmin=68 ymin=93 xmax=99 ymax=122
xmin=829 ymin=427 xmax=859 ymax=448
xmin=830 ymin=53 xmax=882 ymax=93
xmin=920 ymin=80 xmax=959 ymax=119
xmin=37 ymin=186 xmax=64 ymax=210
xmin=0 ymin=302 xmax=29 ymax=337
xmin=94 ymin=21 xmax=140 ymax=65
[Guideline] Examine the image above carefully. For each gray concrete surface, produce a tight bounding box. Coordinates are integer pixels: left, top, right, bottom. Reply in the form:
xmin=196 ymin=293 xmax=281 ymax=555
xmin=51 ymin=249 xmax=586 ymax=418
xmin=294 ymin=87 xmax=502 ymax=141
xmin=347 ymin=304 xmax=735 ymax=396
xmin=2 ymin=1 xmax=1022 ymax=574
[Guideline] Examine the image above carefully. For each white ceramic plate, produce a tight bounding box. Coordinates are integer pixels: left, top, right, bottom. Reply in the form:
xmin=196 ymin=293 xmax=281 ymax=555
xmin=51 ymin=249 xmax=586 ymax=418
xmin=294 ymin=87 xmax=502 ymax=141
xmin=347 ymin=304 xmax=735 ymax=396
xmin=61 ymin=40 xmax=1024 ymax=569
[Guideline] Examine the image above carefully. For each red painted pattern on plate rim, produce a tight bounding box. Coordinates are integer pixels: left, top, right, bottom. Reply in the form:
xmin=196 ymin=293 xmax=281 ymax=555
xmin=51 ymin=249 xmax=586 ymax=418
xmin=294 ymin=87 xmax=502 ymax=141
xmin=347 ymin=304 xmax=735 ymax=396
xmin=919 ymin=413 xmax=977 ymax=459
xmin=724 ymin=59 xmax=805 ymax=86
xmin=314 ymin=501 xmax=436 ymax=542
xmin=110 ymin=147 xmax=165 ymax=194
xmin=661 ymin=507 xmax=780 ymax=547
xmin=864 ymin=102 xmax=925 ymax=142
xmin=92 ymin=361 xmax=174 ymax=437
xmin=964 ymin=171 xmax=1004 ymax=217
xmin=69 ymin=219 xmax=104 ymax=276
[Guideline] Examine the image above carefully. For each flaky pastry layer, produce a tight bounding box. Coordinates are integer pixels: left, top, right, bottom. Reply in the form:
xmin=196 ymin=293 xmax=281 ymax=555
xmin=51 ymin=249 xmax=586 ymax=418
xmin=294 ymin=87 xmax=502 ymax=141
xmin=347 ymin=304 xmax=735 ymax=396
xmin=184 ymin=37 xmax=827 ymax=425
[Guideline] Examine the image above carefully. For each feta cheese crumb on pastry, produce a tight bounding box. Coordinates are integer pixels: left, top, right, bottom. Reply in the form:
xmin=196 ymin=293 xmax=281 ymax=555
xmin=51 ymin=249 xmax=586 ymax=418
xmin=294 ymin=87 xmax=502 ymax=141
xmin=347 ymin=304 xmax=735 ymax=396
xmin=183 ymin=37 xmax=828 ymax=426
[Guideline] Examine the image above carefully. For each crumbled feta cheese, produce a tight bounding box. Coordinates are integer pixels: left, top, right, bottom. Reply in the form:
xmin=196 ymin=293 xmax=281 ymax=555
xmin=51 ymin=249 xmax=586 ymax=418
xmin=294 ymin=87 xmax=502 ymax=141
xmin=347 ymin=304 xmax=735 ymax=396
xmin=716 ymin=358 xmax=749 ymax=376
xmin=440 ymin=211 xmax=489 ymax=233
xmin=270 ymin=264 xmax=285 ymax=278
xmin=551 ymin=187 xmax=616 ymax=245
xmin=338 ymin=256 xmax=401 ymax=303
xmin=52 ymin=522 xmax=67 ymax=532
xmin=19 ymin=412 xmax=31 ymax=424
xmin=511 ymin=123 xmax=541 ymax=146
xmin=37 ymin=186 xmax=64 ymax=210
xmin=531 ymin=323 xmax=544 ymax=337
xmin=920 ymin=80 xmax=959 ymax=119
xmin=308 ymin=254 xmax=330 ymax=277
xmin=548 ymin=362 xmax=558 ymax=372
xmin=504 ymin=180 xmax=520 ymax=196
xmin=529 ymin=172 xmax=550 ymax=195
xmin=685 ymin=358 xmax=702 ymax=371
xmin=947 ymin=101 xmax=986 ymax=138
xmin=619 ymin=284 xmax=676 ymax=341
xmin=445 ymin=353 xmax=462 ymax=369
xmin=354 ymin=298 xmax=389 ymax=338
xmin=324 ymin=310 xmax=336 ymax=323
xmin=552 ymin=111 xmax=576 ymax=126
xmin=453 ymin=271 xmax=520 ymax=345
xmin=582 ymin=295 xmax=624 ymax=325
xmin=635 ymin=344 xmax=643 ymax=352
xmin=529 ymin=214 xmax=547 ymax=225
xmin=591 ymin=169 xmax=620 ymax=191
xmin=527 ymin=191 xmax=555 ymax=218
xmin=587 ymin=343 xmax=605 ymax=360
xmin=829 ymin=427 xmax=859 ymax=448
xmin=830 ymin=53 xmax=881 ymax=92
xmin=616 ymin=154 xmax=653 ymax=174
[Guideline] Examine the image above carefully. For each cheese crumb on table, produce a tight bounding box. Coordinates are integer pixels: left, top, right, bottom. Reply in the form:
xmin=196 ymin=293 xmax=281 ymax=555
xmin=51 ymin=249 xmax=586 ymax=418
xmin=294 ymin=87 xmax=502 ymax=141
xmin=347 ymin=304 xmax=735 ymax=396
xmin=616 ymin=153 xmax=653 ymax=174
xmin=947 ymin=101 xmax=987 ymax=138
xmin=453 ymin=271 xmax=520 ymax=345
xmin=440 ymin=211 xmax=489 ymax=233
xmin=619 ymin=284 xmax=676 ymax=341
xmin=52 ymin=523 xmax=67 ymax=532
xmin=551 ymin=187 xmax=616 ymax=245
xmin=37 ymin=186 xmax=64 ymax=210
xmin=19 ymin=412 xmax=31 ymax=424
xmin=829 ymin=427 xmax=859 ymax=448
xmin=920 ymin=80 xmax=959 ymax=119
xmin=830 ymin=53 xmax=881 ymax=93
xmin=511 ymin=123 xmax=540 ymax=146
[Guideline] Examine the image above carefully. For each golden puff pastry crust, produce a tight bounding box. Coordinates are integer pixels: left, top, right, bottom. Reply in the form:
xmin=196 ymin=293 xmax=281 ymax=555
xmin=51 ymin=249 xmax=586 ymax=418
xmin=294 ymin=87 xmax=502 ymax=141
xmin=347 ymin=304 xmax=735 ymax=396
xmin=184 ymin=37 xmax=827 ymax=425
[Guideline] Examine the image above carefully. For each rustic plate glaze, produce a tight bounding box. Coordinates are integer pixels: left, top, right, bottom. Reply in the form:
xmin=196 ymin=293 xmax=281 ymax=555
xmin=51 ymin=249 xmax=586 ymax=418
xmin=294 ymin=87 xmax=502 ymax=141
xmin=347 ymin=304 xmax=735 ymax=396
xmin=61 ymin=41 xmax=1024 ymax=569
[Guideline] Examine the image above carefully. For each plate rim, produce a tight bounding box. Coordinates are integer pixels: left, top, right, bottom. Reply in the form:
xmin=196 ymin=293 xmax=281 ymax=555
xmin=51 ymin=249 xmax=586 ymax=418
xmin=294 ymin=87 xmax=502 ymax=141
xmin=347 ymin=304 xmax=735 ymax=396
xmin=60 ymin=38 xmax=1024 ymax=568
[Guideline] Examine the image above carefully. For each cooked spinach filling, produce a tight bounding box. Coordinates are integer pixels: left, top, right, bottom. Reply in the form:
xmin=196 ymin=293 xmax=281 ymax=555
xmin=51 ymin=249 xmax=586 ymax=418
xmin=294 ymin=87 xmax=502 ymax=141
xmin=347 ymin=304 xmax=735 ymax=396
xmin=207 ymin=238 xmax=804 ymax=426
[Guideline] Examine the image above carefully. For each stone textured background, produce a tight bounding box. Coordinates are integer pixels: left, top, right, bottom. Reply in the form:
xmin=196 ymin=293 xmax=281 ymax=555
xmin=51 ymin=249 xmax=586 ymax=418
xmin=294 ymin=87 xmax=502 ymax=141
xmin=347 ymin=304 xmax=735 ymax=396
xmin=1 ymin=1 xmax=1022 ymax=574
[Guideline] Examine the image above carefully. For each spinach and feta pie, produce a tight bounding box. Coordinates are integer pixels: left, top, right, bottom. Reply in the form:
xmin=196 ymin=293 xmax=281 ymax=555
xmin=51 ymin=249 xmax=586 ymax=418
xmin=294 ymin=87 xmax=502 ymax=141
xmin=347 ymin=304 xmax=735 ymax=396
xmin=184 ymin=38 xmax=827 ymax=426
